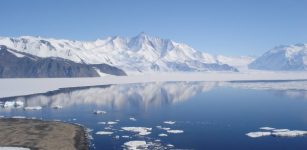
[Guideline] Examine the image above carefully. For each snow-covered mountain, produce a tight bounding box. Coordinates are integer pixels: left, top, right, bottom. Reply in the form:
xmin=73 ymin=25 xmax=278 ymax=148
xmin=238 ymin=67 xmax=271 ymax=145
xmin=249 ymin=44 xmax=307 ymax=71
xmin=0 ymin=33 xmax=238 ymax=74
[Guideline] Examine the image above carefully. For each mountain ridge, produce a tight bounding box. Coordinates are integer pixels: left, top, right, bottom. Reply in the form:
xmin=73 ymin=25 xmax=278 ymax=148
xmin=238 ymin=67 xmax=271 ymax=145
xmin=0 ymin=33 xmax=240 ymax=73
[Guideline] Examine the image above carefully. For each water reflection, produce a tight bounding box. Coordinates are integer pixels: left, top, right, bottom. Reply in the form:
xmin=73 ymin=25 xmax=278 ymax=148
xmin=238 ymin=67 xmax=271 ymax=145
xmin=1 ymin=81 xmax=307 ymax=111
xmin=0 ymin=82 xmax=217 ymax=110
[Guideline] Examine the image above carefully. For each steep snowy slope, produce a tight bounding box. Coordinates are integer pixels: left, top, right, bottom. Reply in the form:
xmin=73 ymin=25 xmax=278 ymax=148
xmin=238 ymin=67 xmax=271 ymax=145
xmin=0 ymin=33 xmax=238 ymax=73
xmin=249 ymin=44 xmax=307 ymax=71
xmin=0 ymin=45 xmax=126 ymax=78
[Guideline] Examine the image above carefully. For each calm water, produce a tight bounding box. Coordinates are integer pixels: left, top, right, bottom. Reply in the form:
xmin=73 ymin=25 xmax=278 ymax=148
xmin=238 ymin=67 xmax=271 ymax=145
xmin=1 ymin=81 xmax=307 ymax=150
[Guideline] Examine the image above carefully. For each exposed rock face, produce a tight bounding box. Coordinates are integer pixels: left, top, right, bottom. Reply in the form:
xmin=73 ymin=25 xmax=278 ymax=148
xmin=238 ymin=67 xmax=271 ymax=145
xmin=0 ymin=45 xmax=126 ymax=78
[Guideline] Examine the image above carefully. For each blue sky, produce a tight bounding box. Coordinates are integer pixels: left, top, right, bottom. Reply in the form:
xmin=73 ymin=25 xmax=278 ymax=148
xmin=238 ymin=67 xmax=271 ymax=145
xmin=1 ymin=0 xmax=307 ymax=56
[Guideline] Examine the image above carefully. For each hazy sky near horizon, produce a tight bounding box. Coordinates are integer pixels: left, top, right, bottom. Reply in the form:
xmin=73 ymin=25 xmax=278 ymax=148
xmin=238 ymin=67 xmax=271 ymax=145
xmin=1 ymin=0 xmax=307 ymax=56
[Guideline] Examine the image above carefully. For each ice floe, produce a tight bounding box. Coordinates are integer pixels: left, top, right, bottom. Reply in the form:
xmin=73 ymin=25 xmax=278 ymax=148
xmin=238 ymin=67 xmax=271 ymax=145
xmin=259 ymin=127 xmax=275 ymax=130
xmin=167 ymin=130 xmax=184 ymax=134
xmin=24 ymin=106 xmax=42 ymax=110
xmin=3 ymin=101 xmax=15 ymax=108
xmin=93 ymin=110 xmax=106 ymax=115
xmin=121 ymin=127 xmax=152 ymax=136
xmin=15 ymin=101 xmax=24 ymax=107
xmin=247 ymin=127 xmax=307 ymax=138
xmin=98 ymin=122 xmax=106 ymax=125
xmin=123 ymin=140 xmax=148 ymax=150
xmin=129 ymin=117 xmax=137 ymax=121
xmin=156 ymin=126 xmax=170 ymax=131
xmin=272 ymin=130 xmax=307 ymax=137
xmin=107 ymin=121 xmax=118 ymax=125
xmin=96 ymin=131 xmax=113 ymax=135
xmin=158 ymin=133 xmax=168 ymax=137
xmin=246 ymin=132 xmax=271 ymax=138
xmin=164 ymin=121 xmax=175 ymax=125
xmin=167 ymin=144 xmax=174 ymax=148
xmin=272 ymin=129 xmax=290 ymax=132
xmin=122 ymin=135 xmax=130 ymax=138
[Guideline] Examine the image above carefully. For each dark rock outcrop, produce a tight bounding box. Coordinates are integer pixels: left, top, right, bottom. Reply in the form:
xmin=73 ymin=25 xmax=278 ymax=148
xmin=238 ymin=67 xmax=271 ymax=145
xmin=0 ymin=45 xmax=126 ymax=78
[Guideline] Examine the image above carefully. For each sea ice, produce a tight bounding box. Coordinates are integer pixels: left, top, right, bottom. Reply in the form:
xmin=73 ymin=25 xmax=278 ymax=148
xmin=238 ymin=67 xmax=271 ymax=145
xmin=123 ymin=141 xmax=148 ymax=150
xmin=98 ymin=122 xmax=106 ymax=125
xmin=158 ymin=133 xmax=168 ymax=137
xmin=164 ymin=121 xmax=175 ymax=125
xmin=15 ymin=101 xmax=24 ymax=107
xmin=96 ymin=131 xmax=113 ymax=135
xmin=122 ymin=135 xmax=130 ymax=138
xmin=272 ymin=130 xmax=307 ymax=137
xmin=167 ymin=130 xmax=184 ymax=134
xmin=93 ymin=110 xmax=106 ymax=115
xmin=246 ymin=131 xmax=271 ymax=138
xmin=260 ymin=127 xmax=275 ymax=130
xmin=107 ymin=121 xmax=118 ymax=125
xmin=156 ymin=126 xmax=170 ymax=131
xmin=24 ymin=106 xmax=42 ymax=110
xmin=121 ymin=127 xmax=152 ymax=136
xmin=3 ymin=101 xmax=15 ymax=108
xmin=272 ymin=129 xmax=290 ymax=132
xmin=129 ymin=117 xmax=137 ymax=121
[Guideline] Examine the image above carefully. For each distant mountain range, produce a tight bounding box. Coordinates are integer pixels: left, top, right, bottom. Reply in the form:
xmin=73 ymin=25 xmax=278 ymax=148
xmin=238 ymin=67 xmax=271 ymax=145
xmin=249 ymin=44 xmax=307 ymax=71
xmin=0 ymin=33 xmax=306 ymax=78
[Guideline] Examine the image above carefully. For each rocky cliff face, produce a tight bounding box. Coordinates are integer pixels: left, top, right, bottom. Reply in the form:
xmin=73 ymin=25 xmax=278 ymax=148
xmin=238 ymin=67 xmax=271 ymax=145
xmin=0 ymin=45 xmax=126 ymax=78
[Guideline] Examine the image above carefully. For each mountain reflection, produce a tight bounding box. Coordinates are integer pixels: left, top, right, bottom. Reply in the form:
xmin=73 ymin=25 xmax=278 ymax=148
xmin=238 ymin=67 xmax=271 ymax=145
xmin=1 ymin=81 xmax=307 ymax=111
xmin=0 ymin=82 xmax=216 ymax=110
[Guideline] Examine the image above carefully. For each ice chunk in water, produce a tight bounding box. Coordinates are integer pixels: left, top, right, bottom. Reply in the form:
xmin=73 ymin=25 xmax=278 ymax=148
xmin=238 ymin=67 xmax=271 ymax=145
xmin=24 ymin=106 xmax=42 ymax=110
xmin=164 ymin=121 xmax=175 ymax=125
xmin=3 ymin=101 xmax=15 ymax=108
xmin=246 ymin=132 xmax=271 ymax=138
xmin=158 ymin=133 xmax=168 ymax=137
xmin=272 ymin=130 xmax=307 ymax=137
xmin=93 ymin=110 xmax=106 ymax=115
xmin=129 ymin=117 xmax=137 ymax=121
xmin=260 ymin=127 xmax=275 ymax=130
xmin=96 ymin=131 xmax=113 ymax=135
xmin=167 ymin=130 xmax=184 ymax=134
xmin=121 ymin=127 xmax=152 ymax=136
xmin=123 ymin=141 xmax=148 ymax=150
